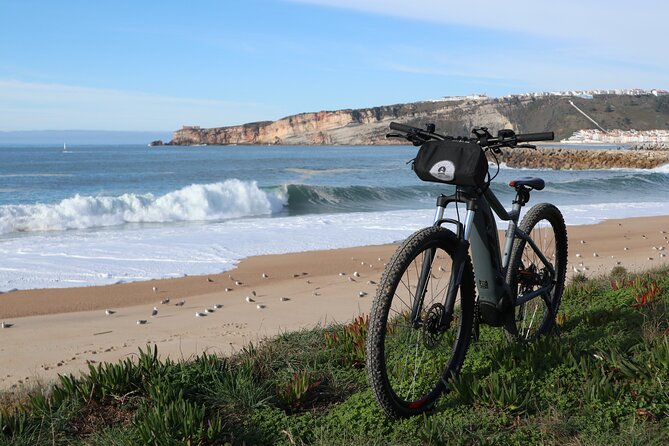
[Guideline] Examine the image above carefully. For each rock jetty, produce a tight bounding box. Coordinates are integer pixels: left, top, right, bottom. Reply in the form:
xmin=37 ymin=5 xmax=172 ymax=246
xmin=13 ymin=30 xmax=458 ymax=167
xmin=495 ymin=147 xmax=669 ymax=170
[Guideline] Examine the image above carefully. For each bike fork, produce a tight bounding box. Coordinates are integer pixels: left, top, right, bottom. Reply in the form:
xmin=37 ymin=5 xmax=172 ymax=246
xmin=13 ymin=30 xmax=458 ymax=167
xmin=409 ymin=206 xmax=475 ymax=328
xmin=440 ymin=208 xmax=475 ymax=327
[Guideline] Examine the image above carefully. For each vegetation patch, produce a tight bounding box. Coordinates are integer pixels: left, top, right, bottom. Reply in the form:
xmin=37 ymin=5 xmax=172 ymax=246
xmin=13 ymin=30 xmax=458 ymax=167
xmin=2 ymin=266 xmax=668 ymax=445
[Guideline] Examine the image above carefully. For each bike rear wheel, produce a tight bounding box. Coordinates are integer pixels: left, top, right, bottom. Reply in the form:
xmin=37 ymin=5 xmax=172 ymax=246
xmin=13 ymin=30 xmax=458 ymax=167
xmin=505 ymin=203 xmax=567 ymax=340
xmin=366 ymin=226 xmax=475 ymax=418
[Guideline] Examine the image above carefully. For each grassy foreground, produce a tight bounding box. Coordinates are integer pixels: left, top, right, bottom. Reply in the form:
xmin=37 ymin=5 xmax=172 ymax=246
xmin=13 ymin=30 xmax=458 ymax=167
xmin=2 ymin=266 xmax=668 ymax=445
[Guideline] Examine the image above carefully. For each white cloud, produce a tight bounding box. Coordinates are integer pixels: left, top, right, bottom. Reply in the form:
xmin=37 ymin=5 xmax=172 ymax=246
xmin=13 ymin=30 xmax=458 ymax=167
xmin=0 ymin=80 xmax=278 ymax=131
xmin=289 ymin=0 xmax=666 ymax=66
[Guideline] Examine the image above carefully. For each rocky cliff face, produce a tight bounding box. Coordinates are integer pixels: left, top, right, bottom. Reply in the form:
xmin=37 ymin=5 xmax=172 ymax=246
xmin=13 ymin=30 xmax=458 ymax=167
xmin=170 ymin=99 xmax=515 ymax=146
xmin=170 ymin=95 xmax=669 ymax=168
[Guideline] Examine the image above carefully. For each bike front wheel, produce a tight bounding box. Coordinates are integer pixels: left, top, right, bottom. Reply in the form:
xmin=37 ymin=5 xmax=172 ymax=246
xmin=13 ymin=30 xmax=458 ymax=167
xmin=366 ymin=226 xmax=475 ymax=418
xmin=505 ymin=203 xmax=568 ymax=340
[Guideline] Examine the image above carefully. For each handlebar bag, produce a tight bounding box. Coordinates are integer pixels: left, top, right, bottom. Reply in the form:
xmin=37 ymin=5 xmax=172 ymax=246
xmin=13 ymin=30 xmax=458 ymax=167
xmin=413 ymin=140 xmax=489 ymax=187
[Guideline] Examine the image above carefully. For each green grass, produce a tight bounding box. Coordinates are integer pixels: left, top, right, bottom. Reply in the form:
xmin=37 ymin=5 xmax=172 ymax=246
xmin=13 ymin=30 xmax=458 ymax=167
xmin=2 ymin=266 xmax=668 ymax=445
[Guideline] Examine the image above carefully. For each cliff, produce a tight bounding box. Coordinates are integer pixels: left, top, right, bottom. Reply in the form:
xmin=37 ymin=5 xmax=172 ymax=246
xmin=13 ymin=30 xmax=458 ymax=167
xmin=170 ymin=94 xmax=669 ymax=147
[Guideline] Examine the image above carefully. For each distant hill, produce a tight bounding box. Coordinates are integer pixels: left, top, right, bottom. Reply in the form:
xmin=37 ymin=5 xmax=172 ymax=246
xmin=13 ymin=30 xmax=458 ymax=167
xmin=170 ymin=93 xmax=669 ymax=145
xmin=0 ymin=130 xmax=172 ymax=145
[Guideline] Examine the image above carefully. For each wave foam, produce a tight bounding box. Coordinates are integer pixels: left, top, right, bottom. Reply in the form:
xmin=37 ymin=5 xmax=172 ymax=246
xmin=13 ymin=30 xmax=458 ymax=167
xmin=0 ymin=180 xmax=287 ymax=235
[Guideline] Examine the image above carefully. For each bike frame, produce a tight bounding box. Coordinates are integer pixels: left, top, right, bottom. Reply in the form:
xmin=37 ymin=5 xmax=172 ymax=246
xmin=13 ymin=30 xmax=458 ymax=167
xmin=411 ymin=185 xmax=556 ymax=329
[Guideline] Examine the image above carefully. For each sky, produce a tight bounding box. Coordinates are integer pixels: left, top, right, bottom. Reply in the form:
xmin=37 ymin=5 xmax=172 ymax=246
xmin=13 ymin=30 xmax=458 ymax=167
xmin=0 ymin=0 xmax=666 ymax=131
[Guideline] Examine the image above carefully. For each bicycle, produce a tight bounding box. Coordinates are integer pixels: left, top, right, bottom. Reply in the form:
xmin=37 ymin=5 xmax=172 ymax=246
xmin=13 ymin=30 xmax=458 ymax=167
xmin=366 ymin=122 xmax=568 ymax=418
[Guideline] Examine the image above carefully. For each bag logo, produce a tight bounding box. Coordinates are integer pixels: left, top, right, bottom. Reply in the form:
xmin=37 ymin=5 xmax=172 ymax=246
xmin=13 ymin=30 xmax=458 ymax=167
xmin=429 ymin=161 xmax=455 ymax=181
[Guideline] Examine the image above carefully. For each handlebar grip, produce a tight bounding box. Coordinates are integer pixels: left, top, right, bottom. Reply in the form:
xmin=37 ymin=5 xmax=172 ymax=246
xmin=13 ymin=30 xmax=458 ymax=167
xmin=516 ymin=132 xmax=554 ymax=142
xmin=389 ymin=122 xmax=417 ymax=133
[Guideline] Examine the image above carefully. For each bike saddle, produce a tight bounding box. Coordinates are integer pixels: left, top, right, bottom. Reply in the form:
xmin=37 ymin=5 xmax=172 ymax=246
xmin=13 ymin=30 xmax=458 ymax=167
xmin=509 ymin=177 xmax=545 ymax=191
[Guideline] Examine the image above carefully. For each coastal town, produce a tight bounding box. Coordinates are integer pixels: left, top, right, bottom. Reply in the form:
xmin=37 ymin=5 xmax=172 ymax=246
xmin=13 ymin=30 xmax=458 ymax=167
xmin=436 ymin=88 xmax=669 ymax=102
xmin=561 ymin=129 xmax=669 ymax=144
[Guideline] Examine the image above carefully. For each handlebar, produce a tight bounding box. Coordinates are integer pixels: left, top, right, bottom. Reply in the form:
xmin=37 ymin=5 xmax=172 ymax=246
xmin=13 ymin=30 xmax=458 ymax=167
xmin=516 ymin=132 xmax=554 ymax=143
xmin=388 ymin=121 xmax=554 ymax=148
xmin=388 ymin=122 xmax=447 ymax=145
xmin=388 ymin=122 xmax=416 ymax=133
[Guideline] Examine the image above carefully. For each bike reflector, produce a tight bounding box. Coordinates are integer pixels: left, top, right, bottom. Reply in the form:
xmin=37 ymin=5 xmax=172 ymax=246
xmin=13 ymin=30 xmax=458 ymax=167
xmin=412 ymin=140 xmax=488 ymax=188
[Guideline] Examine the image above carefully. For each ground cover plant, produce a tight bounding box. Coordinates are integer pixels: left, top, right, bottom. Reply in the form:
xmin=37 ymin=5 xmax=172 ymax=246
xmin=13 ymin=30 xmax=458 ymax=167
xmin=2 ymin=266 xmax=668 ymax=445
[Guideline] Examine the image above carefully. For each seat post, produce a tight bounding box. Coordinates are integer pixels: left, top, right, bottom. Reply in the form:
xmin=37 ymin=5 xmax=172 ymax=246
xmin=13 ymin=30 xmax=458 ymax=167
xmin=513 ymin=186 xmax=531 ymax=207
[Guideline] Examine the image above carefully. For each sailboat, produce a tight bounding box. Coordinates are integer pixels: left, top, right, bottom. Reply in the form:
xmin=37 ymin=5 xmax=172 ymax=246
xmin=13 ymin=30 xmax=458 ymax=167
xmin=62 ymin=143 xmax=70 ymax=153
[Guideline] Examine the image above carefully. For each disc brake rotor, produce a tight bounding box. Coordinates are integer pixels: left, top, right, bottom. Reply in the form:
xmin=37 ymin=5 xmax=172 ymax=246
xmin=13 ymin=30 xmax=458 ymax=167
xmin=422 ymin=303 xmax=446 ymax=349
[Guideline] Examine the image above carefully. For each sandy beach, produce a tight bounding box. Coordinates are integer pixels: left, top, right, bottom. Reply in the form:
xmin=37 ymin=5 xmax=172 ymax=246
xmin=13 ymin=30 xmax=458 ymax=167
xmin=1 ymin=215 xmax=668 ymax=390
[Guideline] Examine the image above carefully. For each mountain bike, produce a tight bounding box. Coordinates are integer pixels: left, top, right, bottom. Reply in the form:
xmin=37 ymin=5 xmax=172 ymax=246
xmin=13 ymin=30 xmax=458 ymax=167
xmin=366 ymin=122 xmax=568 ymax=418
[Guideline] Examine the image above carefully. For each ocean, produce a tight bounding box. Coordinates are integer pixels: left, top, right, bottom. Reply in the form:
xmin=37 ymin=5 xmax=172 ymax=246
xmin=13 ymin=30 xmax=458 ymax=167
xmin=1 ymin=144 xmax=668 ymax=291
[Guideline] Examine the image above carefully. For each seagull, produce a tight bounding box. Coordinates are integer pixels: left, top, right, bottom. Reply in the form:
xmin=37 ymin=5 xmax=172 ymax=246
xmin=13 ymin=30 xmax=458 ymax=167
xmin=306 ymin=280 xmax=312 ymax=284
xmin=348 ymin=277 xmax=356 ymax=282
xmin=151 ymin=307 xmax=158 ymax=317
xmin=353 ymin=271 xmax=360 ymax=277
xmin=262 ymin=273 xmax=269 ymax=278
xmin=257 ymin=304 xmax=266 ymax=310
xmin=572 ymin=266 xmax=579 ymax=273
xmin=359 ymin=291 xmax=367 ymax=297
xmin=195 ymin=312 xmax=206 ymax=317
xmin=313 ymin=291 xmax=321 ymax=296
xmin=225 ymin=287 xmax=232 ymax=292
xmin=235 ymin=281 xmax=243 ymax=286
xmin=575 ymin=253 xmax=582 ymax=258
xmin=361 ymin=261 xmax=365 ymax=265
xmin=175 ymin=300 xmax=185 ymax=307
xmin=438 ymin=266 xmax=446 ymax=272
xmin=593 ymin=252 xmax=599 ymax=257
xmin=580 ymin=240 xmax=587 ymax=244
xmin=339 ymin=272 xmax=346 ymax=276
xmin=160 ymin=298 xmax=170 ymax=305
xmin=251 ymin=290 xmax=257 ymax=297
xmin=137 ymin=320 xmax=147 ymax=325
xmin=660 ymin=253 xmax=666 ymax=258
xmin=205 ymin=308 xmax=215 ymax=313
xmin=367 ymin=280 xmax=377 ymax=285
xmin=280 ymin=297 xmax=290 ymax=302
xmin=378 ymin=257 xmax=382 ymax=261
xmin=648 ymin=257 xmax=654 ymax=261
xmin=152 ymin=286 xmax=158 ymax=292
xmin=624 ymin=247 xmax=629 ymax=251
xmin=105 ymin=309 xmax=116 ymax=315
xmin=245 ymin=296 xmax=255 ymax=303
xmin=1 ymin=322 xmax=13 ymax=329
xmin=207 ymin=277 xmax=214 ymax=283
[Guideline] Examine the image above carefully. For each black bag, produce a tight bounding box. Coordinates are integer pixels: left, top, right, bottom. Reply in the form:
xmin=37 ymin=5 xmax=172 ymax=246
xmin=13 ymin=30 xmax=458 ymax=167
xmin=412 ymin=140 xmax=488 ymax=188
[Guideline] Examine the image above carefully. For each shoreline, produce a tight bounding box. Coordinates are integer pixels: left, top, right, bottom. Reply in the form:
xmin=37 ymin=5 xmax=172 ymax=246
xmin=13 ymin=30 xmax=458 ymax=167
xmin=1 ymin=215 xmax=668 ymax=389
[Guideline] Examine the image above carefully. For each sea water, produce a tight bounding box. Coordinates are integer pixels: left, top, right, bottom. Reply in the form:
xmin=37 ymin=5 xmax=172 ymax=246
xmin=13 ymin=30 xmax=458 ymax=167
xmin=1 ymin=144 xmax=668 ymax=291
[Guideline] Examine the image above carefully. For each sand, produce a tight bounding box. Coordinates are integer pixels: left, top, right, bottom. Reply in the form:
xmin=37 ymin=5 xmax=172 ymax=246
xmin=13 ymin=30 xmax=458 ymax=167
xmin=1 ymin=215 xmax=669 ymax=390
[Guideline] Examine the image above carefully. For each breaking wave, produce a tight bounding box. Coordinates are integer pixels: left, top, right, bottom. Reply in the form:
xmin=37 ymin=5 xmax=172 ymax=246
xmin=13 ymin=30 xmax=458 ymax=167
xmin=0 ymin=180 xmax=288 ymax=235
